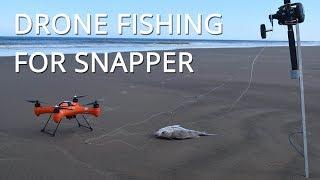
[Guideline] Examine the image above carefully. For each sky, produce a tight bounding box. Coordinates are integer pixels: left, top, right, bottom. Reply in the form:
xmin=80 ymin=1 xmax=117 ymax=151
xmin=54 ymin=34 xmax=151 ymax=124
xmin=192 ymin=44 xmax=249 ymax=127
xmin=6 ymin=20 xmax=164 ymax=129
xmin=0 ymin=0 xmax=319 ymax=41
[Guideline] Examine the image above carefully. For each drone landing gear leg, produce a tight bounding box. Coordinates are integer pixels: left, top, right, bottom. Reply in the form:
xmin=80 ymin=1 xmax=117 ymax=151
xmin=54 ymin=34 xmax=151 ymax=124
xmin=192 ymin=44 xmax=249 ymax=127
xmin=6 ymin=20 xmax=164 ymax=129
xmin=50 ymin=121 xmax=61 ymax=137
xmin=41 ymin=114 xmax=61 ymax=137
xmin=75 ymin=115 xmax=93 ymax=131
xmin=41 ymin=114 xmax=52 ymax=133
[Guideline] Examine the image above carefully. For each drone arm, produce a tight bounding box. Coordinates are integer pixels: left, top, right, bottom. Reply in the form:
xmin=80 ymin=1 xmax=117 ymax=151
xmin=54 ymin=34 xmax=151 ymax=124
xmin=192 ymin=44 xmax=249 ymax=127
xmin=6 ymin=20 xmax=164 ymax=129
xmin=72 ymin=106 xmax=101 ymax=117
xmin=51 ymin=107 xmax=101 ymax=123
xmin=34 ymin=106 xmax=55 ymax=116
xmin=82 ymin=107 xmax=101 ymax=117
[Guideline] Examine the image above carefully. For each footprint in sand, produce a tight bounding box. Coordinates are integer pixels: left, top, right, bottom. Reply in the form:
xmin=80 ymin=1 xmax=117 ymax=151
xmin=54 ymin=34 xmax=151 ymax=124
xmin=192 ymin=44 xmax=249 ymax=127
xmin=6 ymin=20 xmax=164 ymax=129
xmin=120 ymin=90 xmax=128 ymax=95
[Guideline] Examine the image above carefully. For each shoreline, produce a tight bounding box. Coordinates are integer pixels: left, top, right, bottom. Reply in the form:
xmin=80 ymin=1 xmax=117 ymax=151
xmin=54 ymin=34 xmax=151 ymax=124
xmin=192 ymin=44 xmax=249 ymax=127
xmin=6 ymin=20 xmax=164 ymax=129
xmin=1 ymin=45 xmax=320 ymax=58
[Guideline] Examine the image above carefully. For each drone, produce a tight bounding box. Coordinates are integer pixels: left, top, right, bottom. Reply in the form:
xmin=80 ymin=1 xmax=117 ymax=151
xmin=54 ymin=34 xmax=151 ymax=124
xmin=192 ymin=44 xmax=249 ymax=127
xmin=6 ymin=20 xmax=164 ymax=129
xmin=26 ymin=95 xmax=102 ymax=136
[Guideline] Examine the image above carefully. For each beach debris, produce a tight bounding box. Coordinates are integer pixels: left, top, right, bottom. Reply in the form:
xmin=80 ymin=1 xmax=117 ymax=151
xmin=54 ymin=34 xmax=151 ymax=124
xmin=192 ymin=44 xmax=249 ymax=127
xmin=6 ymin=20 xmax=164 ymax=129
xmin=154 ymin=125 xmax=215 ymax=140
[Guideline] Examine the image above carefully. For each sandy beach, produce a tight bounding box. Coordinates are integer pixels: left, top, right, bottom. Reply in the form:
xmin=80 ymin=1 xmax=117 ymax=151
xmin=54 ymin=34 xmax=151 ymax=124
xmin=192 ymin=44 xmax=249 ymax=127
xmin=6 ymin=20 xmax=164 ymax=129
xmin=0 ymin=46 xmax=319 ymax=179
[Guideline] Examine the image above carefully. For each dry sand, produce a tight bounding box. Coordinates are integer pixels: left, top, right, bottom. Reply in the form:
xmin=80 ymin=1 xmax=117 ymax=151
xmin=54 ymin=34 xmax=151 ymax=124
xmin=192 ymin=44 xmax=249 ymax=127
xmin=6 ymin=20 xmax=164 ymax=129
xmin=0 ymin=47 xmax=319 ymax=179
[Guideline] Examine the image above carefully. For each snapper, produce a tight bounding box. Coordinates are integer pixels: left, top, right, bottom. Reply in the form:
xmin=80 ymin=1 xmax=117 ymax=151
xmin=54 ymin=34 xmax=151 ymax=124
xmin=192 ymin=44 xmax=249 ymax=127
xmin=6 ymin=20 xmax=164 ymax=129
xmin=154 ymin=125 xmax=215 ymax=140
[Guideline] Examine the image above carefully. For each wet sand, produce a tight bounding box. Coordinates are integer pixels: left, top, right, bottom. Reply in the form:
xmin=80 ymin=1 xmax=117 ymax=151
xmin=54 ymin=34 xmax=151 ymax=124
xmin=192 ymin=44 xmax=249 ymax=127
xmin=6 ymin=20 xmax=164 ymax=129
xmin=0 ymin=47 xmax=319 ymax=179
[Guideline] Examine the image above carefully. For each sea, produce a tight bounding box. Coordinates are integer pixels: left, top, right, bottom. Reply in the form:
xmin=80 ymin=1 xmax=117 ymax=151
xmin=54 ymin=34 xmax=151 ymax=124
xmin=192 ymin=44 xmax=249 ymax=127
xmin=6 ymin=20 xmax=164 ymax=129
xmin=0 ymin=36 xmax=319 ymax=57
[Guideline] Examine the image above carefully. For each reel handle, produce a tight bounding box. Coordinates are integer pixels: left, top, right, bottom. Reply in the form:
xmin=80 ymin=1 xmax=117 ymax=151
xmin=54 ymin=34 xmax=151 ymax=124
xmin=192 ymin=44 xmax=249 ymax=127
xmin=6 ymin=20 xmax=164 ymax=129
xmin=260 ymin=24 xmax=273 ymax=39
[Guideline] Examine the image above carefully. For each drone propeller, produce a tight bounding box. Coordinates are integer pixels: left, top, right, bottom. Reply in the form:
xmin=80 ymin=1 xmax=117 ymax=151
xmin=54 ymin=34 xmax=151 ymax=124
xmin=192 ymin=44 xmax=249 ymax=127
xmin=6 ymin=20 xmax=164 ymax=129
xmin=25 ymin=100 xmax=48 ymax=104
xmin=25 ymin=100 xmax=48 ymax=107
xmin=72 ymin=94 xmax=87 ymax=102
xmin=73 ymin=95 xmax=87 ymax=99
xmin=85 ymin=99 xmax=104 ymax=106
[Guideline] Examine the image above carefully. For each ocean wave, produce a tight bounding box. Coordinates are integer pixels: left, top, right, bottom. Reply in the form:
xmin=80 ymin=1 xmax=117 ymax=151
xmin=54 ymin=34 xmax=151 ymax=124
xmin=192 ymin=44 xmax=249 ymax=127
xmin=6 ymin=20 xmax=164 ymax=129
xmin=0 ymin=37 xmax=319 ymax=56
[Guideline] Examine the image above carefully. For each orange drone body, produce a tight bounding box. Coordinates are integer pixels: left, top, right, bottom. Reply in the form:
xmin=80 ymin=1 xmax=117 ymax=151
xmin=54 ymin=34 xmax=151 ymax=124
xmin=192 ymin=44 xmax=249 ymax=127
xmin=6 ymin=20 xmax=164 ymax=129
xmin=27 ymin=96 xmax=102 ymax=136
xmin=34 ymin=102 xmax=101 ymax=123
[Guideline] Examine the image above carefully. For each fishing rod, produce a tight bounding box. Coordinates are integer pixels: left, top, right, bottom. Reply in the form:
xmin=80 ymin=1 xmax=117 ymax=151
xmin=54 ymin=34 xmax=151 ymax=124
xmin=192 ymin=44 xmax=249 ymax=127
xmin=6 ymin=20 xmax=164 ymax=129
xmin=261 ymin=0 xmax=305 ymax=79
xmin=260 ymin=0 xmax=309 ymax=178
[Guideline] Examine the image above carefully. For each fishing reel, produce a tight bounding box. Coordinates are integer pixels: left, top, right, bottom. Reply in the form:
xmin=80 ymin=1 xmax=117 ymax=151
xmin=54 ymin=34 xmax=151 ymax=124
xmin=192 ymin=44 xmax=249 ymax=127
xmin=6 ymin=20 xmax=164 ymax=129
xmin=260 ymin=0 xmax=305 ymax=79
xmin=271 ymin=2 xmax=304 ymax=25
xmin=261 ymin=2 xmax=305 ymax=39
